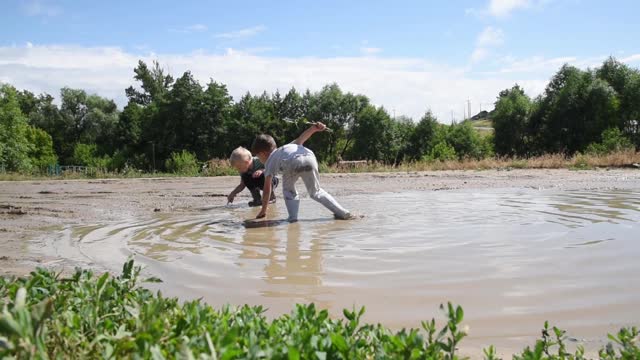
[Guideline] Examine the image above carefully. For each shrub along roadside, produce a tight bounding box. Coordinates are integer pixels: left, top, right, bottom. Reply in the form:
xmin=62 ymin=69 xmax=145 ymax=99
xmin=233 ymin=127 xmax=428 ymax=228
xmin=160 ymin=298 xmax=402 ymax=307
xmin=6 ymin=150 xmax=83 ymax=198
xmin=0 ymin=260 xmax=638 ymax=359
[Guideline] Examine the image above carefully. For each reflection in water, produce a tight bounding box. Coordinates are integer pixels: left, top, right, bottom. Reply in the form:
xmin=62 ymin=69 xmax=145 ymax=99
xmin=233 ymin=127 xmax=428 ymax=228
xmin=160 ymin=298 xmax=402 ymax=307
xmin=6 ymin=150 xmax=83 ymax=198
xmin=45 ymin=189 xmax=640 ymax=352
xmin=246 ymin=223 xmax=322 ymax=286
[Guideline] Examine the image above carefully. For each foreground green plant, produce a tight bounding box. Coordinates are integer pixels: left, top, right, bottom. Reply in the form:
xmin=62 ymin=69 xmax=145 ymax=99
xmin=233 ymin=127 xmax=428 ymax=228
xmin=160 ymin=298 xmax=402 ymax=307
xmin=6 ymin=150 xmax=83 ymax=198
xmin=0 ymin=261 xmax=638 ymax=359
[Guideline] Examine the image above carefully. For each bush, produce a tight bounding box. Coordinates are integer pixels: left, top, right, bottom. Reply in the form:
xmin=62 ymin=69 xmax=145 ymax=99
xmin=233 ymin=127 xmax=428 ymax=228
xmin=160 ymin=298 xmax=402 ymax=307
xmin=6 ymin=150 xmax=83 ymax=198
xmin=571 ymin=154 xmax=594 ymax=170
xmin=107 ymin=150 xmax=127 ymax=172
xmin=71 ymin=143 xmax=111 ymax=169
xmin=165 ymin=150 xmax=200 ymax=175
xmin=24 ymin=126 xmax=57 ymax=168
xmin=0 ymin=261 xmax=638 ymax=359
xmin=445 ymin=122 xmax=486 ymax=160
xmin=586 ymin=128 xmax=635 ymax=155
xmin=71 ymin=143 xmax=95 ymax=166
xmin=424 ymin=142 xmax=458 ymax=162
xmin=202 ymin=158 xmax=236 ymax=176
xmin=480 ymin=134 xmax=496 ymax=158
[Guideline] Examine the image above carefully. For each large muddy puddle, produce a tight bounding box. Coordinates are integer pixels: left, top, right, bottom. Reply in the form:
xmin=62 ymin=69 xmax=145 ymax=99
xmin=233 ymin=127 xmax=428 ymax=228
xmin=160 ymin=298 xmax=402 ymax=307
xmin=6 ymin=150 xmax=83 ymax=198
xmin=36 ymin=189 xmax=640 ymax=351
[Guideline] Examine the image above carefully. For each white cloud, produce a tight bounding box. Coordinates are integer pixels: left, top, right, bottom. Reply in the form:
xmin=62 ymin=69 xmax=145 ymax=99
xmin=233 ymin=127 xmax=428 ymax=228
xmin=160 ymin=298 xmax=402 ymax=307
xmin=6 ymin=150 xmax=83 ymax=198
xmin=360 ymin=47 xmax=382 ymax=56
xmin=622 ymin=54 xmax=640 ymax=63
xmin=471 ymin=48 xmax=490 ymax=63
xmin=477 ymin=27 xmax=505 ymax=47
xmin=471 ymin=27 xmax=505 ymax=63
xmin=222 ymin=47 xmax=276 ymax=56
xmin=487 ymin=0 xmax=531 ymax=17
xmin=214 ymin=25 xmax=266 ymax=39
xmin=24 ymin=0 xmax=61 ymax=17
xmin=0 ymin=44 xmax=608 ymax=123
xmin=496 ymin=55 xmax=578 ymax=73
xmin=169 ymin=24 xmax=208 ymax=34
xmin=491 ymin=54 xmax=623 ymax=75
xmin=467 ymin=0 xmax=552 ymax=18
xmin=188 ymin=24 xmax=208 ymax=32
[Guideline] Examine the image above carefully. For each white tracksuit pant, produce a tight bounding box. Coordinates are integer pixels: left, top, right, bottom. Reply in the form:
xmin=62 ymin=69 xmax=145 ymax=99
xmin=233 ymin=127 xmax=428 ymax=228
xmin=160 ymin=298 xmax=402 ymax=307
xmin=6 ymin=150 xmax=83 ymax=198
xmin=280 ymin=153 xmax=349 ymax=222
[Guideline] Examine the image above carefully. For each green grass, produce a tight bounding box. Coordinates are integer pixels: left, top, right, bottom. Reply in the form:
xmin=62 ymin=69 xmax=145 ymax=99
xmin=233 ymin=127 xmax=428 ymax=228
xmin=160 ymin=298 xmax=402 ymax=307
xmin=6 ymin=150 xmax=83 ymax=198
xmin=1 ymin=260 xmax=638 ymax=359
xmin=470 ymin=119 xmax=493 ymax=128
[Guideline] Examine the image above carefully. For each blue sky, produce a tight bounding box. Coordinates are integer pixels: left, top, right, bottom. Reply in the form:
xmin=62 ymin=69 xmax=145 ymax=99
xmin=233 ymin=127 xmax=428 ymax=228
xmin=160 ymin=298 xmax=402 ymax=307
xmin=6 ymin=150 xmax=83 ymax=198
xmin=1 ymin=0 xmax=639 ymax=121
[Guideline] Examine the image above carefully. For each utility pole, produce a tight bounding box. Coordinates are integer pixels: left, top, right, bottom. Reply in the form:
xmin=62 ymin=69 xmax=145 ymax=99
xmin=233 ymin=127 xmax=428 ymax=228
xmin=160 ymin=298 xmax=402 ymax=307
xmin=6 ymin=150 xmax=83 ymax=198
xmin=150 ymin=141 xmax=156 ymax=173
xmin=467 ymin=98 xmax=472 ymax=120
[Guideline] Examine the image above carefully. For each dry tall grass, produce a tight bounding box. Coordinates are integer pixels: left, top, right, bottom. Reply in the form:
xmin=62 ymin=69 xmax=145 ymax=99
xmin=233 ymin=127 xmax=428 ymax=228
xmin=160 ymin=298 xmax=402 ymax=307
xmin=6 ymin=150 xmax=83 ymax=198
xmin=2 ymin=151 xmax=638 ymax=181
xmin=323 ymin=150 xmax=640 ymax=173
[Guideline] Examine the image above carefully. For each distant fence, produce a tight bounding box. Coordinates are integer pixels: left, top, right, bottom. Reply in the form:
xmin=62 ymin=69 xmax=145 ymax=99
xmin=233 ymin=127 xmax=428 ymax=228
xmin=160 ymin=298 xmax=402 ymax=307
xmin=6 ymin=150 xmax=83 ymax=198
xmin=45 ymin=165 xmax=106 ymax=177
xmin=0 ymin=164 xmax=106 ymax=177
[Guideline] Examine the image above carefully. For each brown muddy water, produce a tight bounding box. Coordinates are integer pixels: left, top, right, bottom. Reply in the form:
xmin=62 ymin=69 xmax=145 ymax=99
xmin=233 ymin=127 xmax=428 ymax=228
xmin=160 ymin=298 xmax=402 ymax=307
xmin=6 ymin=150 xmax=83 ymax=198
xmin=36 ymin=188 xmax=640 ymax=353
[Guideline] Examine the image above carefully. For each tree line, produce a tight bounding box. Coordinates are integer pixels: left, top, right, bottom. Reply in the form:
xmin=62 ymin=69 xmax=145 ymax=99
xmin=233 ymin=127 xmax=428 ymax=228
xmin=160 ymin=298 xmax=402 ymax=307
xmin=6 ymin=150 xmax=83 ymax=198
xmin=493 ymin=58 xmax=640 ymax=157
xmin=1 ymin=57 xmax=638 ymax=173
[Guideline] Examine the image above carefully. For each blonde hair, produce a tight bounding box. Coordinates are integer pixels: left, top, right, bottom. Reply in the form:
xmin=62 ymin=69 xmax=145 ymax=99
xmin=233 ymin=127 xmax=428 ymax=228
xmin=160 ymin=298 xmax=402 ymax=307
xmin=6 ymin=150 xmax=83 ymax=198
xmin=229 ymin=147 xmax=252 ymax=165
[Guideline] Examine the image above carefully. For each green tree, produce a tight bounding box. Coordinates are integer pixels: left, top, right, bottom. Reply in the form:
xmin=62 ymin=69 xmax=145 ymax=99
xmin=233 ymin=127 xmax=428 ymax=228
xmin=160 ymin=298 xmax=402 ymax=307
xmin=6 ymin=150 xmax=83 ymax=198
xmin=446 ymin=122 xmax=486 ymax=159
xmin=16 ymin=89 xmax=39 ymax=116
xmin=596 ymin=57 xmax=640 ymax=145
xmin=23 ymin=93 xmax=62 ymax=141
xmin=304 ymin=84 xmax=370 ymax=163
xmin=125 ymin=60 xmax=174 ymax=105
xmin=348 ymin=105 xmax=395 ymax=162
xmin=492 ymin=85 xmax=532 ymax=156
xmin=390 ymin=116 xmax=416 ymax=164
xmin=534 ymin=65 xmax=612 ymax=154
xmin=229 ymin=92 xmax=276 ymax=151
xmin=0 ymin=85 xmax=32 ymax=171
xmin=53 ymin=88 xmax=120 ymax=162
xmin=119 ymin=61 xmax=178 ymax=170
xmin=196 ymin=80 xmax=234 ymax=159
xmin=144 ymin=71 xmax=204 ymax=166
xmin=25 ymin=126 xmax=57 ymax=168
xmin=114 ymin=102 xmax=143 ymax=152
xmin=406 ymin=111 xmax=439 ymax=160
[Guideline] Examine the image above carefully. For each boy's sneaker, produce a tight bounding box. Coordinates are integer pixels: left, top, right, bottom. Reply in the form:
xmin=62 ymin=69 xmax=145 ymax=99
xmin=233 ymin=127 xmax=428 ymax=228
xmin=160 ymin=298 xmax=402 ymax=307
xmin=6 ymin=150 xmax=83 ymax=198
xmin=249 ymin=190 xmax=276 ymax=206
xmin=249 ymin=188 xmax=262 ymax=207
xmin=334 ymin=212 xmax=359 ymax=220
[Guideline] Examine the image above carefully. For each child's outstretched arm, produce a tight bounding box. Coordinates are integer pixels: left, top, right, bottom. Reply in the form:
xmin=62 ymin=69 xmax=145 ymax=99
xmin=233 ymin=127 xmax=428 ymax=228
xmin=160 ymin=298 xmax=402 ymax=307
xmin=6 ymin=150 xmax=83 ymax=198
xmin=256 ymin=175 xmax=273 ymax=218
xmin=227 ymin=182 xmax=245 ymax=203
xmin=291 ymin=122 xmax=327 ymax=145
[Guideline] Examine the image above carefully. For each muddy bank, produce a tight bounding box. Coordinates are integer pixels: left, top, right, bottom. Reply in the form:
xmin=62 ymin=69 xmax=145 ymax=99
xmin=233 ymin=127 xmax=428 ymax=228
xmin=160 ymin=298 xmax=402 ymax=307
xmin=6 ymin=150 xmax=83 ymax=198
xmin=1 ymin=169 xmax=640 ymax=358
xmin=1 ymin=169 xmax=639 ymax=276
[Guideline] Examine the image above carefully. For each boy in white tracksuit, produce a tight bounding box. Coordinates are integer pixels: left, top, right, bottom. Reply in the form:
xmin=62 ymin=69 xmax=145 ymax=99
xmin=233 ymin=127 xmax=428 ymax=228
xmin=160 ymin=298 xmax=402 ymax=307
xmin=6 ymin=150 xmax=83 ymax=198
xmin=252 ymin=122 xmax=352 ymax=222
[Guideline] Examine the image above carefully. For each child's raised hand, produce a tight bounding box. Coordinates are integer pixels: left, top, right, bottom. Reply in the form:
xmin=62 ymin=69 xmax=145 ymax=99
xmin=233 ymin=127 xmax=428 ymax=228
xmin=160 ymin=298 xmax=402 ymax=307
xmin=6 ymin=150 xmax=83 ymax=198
xmin=252 ymin=169 xmax=264 ymax=178
xmin=313 ymin=122 xmax=327 ymax=132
